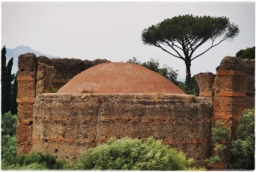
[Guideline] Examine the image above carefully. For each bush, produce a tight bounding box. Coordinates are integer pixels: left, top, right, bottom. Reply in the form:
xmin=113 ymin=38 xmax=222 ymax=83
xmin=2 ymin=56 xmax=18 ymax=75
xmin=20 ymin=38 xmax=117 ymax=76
xmin=1 ymin=111 xmax=17 ymax=136
xmin=206 ymin=109 xmax=255 ymax=170
xmin=230 ymin=109 xmax=255 ymax=169
xmin=14 ymin=152 xmax=58 ymax=169
xmin=1 ymin=135 xmax=18 ymax=164
xmin=66 ymin=137 xmax=195 ymax=170
xmin=1 ymin=111 xmax=18 ymax=166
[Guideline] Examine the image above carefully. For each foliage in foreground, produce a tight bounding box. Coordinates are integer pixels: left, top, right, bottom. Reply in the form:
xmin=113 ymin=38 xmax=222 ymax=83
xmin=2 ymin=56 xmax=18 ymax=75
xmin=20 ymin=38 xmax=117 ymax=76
xmin=63 ymin=137 xmax=196 ymax=170
xmin=230 ymin=109 xmax=255 ymax=169
xmin=206 ymin=109 xmax=255 ymax=170
xmin=1 ymin=111 xmax=18 ymax=164
xmin=2 ymin=137 xmax=201 ymax=170
xmin=1 ymin=151 xmax=66 ymax=170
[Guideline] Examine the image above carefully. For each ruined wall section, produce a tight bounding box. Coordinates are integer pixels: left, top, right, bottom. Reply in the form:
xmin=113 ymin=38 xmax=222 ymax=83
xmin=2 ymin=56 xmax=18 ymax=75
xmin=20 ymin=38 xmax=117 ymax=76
xmin=17 ymin=53 xmax=37 ymax=154
xmin=17 ymin=53 xmax=110 ymax=155
xmin=32 ymin=93 xmax=212 ymax=167
xmin=242 ymin=59 xmax=255 ymax=109
xmin=213 ymin=56 xmax=254 ymax=136
xmin=37 ymin=56 xmax=110 ymax=90
xmin=195 ymin=57 xmax=254 ymax=169
xmin=196 ymin=56 xmax=255 ymax=136
xmin=194 ymin=73 xmax=215 ymax=103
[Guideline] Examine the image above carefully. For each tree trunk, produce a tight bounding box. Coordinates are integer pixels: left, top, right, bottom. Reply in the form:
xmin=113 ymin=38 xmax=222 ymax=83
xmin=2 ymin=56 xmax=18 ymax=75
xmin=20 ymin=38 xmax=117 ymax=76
xmin=185 ymin=59 xmax=191 ymax=89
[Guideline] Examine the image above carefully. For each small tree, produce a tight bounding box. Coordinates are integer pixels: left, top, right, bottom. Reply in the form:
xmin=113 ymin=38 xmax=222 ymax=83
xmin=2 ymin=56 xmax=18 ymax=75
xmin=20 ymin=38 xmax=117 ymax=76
xmin=142 ymin=15 xmax=239 ymax=88
xmin=126 ymin=57 xmax=179 ymax=84
xmin=236 ymin=46 xmax=255 ymax=59
xmin=206 ymin=121 xmax=231 ymax=168
xmin=230 ymin=109 xmax=255 ymax=169
xmin=206 ymin=109 xmax=255 ymax=170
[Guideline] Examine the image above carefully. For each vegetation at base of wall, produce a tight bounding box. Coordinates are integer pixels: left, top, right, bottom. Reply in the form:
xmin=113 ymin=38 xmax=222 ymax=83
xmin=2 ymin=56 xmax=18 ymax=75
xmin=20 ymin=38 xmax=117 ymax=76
xmin=1 ymin=111 xmax=18 ymax=166
xmin=1 ymin=111 xmax=17 ymax=136
xmin=236 ymin=46 xmax=255 ymax=59
xmin=230 ymin=109 xmax=255 ymax=169
xmin=206 ymin=109 xmax=255 ymax=170
xmin=64 ymin=137 xmax=199 ymax=170
xmin=1 ymin=136 xmax=203 ymax=170
xmin=205 ymin=121 xmax=230 ymax=168
xmin=1 ymin=151 xmax=67 ymax=170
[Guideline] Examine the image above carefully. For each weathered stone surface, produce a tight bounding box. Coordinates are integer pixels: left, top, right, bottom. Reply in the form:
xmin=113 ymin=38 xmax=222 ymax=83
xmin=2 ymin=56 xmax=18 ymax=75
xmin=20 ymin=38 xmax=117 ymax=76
xmin=196 ymin=56 xmax=255 ymax=169
xmin=37 ymin=56 xmax=110 ymax=88
xmin=36 ymin=62 xmax=57 ymax=96
xmin=17 ymin=53 xmax=255 ymax=170
xmin=32 ymin=93 xmax=212 ymax=166
xmin=194 ymin=72 xmax=215 ymax=102
xmin=17 ymin=53 xmax=37 ymax=154
xmin=17 ymin=53 xmax=110 ymax=155
xmin=57 ymin=62 xmax=185 ymax=94
xmin=216 ymin=56 xmax=246 ymax=72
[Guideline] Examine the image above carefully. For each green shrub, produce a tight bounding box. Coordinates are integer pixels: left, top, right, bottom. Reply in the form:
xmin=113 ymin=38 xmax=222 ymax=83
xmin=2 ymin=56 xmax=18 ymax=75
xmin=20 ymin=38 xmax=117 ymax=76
xmin=67 ymin=137 xmax=195 ymax=170
xmin=230 ymin=109 xmax=255 ymax=169
xmin=18 ymin=162 xmax=48 ymax=170
xmin=1 ymin=111 xmax=17 ymax=136
xmin=206 ymin=109 xmax=255 ymax=170
xmin=1 ymin=135 xmax=18 ymax=164
xmin=15 ymin=152 xmax=57 ymax=169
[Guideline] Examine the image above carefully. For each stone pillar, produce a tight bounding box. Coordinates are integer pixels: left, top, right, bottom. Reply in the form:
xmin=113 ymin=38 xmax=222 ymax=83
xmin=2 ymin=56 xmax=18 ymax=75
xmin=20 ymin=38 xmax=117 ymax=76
xmin=211 ymin=56 xmax=247 ymax=169
xmin=16 ymin=53 xmax=37 ymax=154
xmin=212 ymin=56 xmax=246 ymax=137
xmin=194 ymin=72 xmax=215 ymax=103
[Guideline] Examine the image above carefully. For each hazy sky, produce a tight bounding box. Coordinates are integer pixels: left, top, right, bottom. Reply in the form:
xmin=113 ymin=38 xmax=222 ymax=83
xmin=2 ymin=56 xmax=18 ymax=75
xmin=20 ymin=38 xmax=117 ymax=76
xmin=2 ymin=1 xmax=255 ymax=79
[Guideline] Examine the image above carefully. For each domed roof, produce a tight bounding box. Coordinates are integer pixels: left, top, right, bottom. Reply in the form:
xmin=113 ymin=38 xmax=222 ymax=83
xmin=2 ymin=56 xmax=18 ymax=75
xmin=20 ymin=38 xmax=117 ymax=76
xmin=57 ymin=62 xmax=185 ymax=94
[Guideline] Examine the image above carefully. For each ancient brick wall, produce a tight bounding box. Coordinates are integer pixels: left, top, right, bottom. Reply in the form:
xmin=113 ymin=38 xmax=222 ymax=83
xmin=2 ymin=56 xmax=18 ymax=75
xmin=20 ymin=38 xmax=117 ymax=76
xmin=36 ymin=56 xmax=110 ymax=92
xmin=32 ymin=93 xmax=212 ymax=167
xmin=17 ymin=53 xmax=109 ymax=154
xmin=195 ymin=56 xmax=255 ymax=169
xmin=195 ymin=56 xmax=254 ymax=134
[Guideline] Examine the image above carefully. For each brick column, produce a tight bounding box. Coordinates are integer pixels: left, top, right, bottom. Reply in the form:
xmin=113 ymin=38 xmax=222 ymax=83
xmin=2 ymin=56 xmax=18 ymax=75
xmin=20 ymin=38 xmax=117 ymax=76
xmin=211 ymin=56 xmax=247 ymax=169
xmin=194 ymin=72 xmax=215 ymax=103
xmin=16 ymin=53 xmax=37 ymax=154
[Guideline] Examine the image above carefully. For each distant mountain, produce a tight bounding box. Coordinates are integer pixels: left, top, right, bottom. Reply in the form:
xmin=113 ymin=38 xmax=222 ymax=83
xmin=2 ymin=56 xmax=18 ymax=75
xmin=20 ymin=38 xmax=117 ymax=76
xmin=6 ymin=45 xmax=60 ymax=59
xmin=5 ymin=45 xmax=60 ymax=74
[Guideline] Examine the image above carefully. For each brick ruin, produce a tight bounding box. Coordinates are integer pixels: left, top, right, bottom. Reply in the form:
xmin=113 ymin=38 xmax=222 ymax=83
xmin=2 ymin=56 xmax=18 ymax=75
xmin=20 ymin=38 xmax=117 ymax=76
xmin=33 ymin=93 xmax=212 ymax=166
xmin=16 ymin=53 xmax=109 ymax=154
xmin=195 ymin=56 xmax=255 ymax=137
xmin=16 ymin=53 xmax=254 ymax=168
xmin=194 ymin=56 xmax=255 ymax=168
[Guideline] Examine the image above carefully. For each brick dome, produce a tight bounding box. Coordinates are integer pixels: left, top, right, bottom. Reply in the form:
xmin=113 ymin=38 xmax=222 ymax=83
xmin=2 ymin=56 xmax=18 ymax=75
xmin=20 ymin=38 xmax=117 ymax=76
xmin=57 ymin=62 xmax=185 ymax=94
